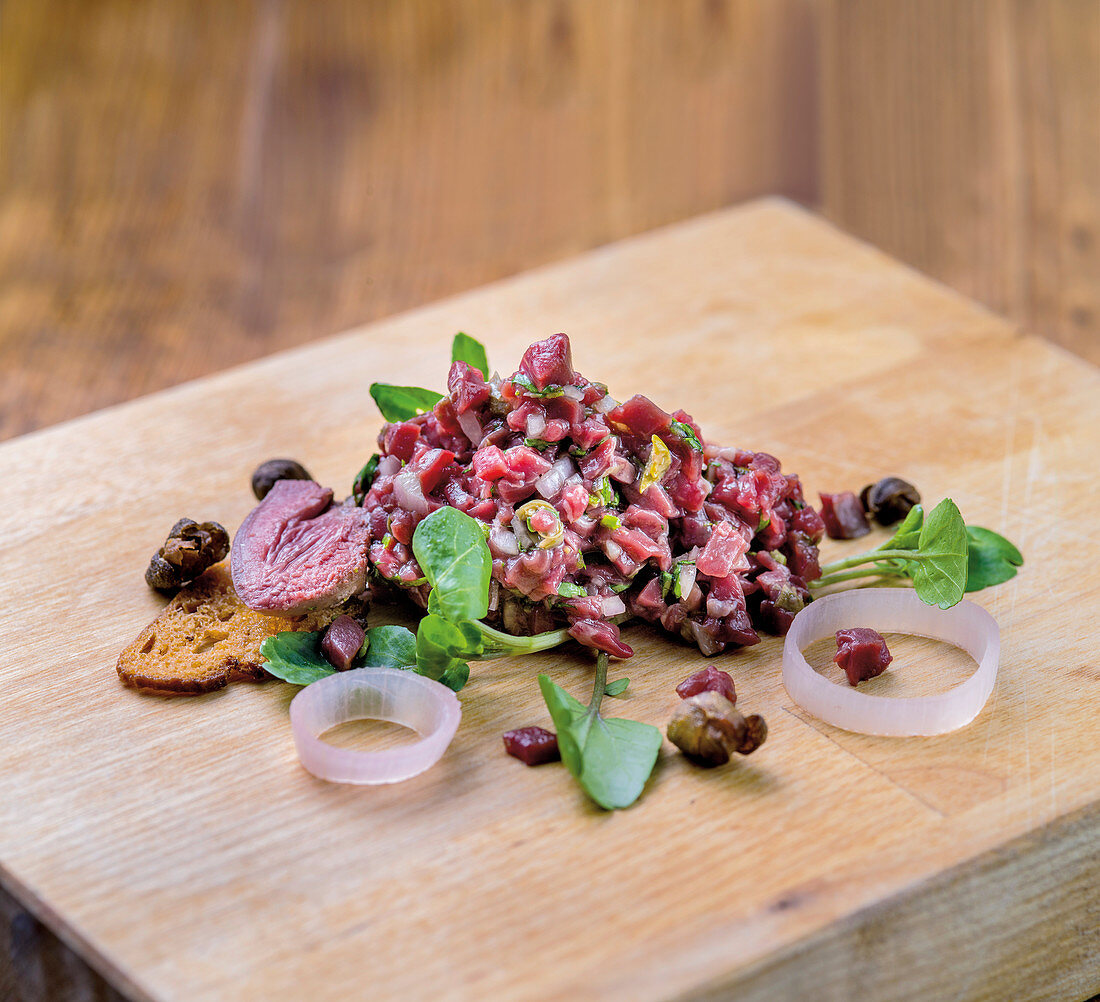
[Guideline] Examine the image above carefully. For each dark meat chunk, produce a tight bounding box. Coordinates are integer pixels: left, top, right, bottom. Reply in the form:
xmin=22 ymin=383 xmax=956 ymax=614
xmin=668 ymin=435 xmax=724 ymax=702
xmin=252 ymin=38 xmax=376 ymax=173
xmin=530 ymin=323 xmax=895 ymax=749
xmin=321 ymin=615 xmax=366 ymax=671
xmin=675 ymin=666 xmax=737 ymax=704
xmin=819 ymin=491 xmax=871 ymax=539
xmin=503 ymin=726 xmax=560 ymax=765
xmin=834 ymin=627 xmax=893 ymax=686
xmin=517 ymin=333 xmax=577 ymax=389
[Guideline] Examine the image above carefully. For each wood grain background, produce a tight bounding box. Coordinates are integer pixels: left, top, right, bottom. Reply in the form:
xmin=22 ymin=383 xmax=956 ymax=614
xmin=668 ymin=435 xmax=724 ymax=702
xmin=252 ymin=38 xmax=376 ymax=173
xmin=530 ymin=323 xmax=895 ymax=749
xmin=0 ymin=0 xmax=818 ymax=440
xmin=1 ymin=3 xmax=1098 ymax=999
xmin=820 ymin=0 xmax=1100 ymax=365
xmin=3 ymin=1 xmax=1096 ymax=445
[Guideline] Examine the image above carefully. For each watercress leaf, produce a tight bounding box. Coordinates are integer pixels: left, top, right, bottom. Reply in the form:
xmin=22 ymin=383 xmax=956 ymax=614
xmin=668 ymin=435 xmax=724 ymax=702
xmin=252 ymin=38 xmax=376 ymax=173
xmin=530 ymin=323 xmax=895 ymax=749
xmin=415 ymin=614 xmax=468 ymax=679
xmin=604 ymin=678 xmax=630 ymax=697
xmin=259 ymin=631 xmax=334 ymax=685
xmin=878 ymin=504 xmax=924 ymax=552
xmin=537 ymin=674 xmax=660 ymax=810
xmin=369 ymin=383 xmax=444 ymax=422
xmin=362 ymin=625 xmax=417 ymax=669
xmin=965 ymin=525 xmax=1023 ymax=592
xmin=412 ymin=507 xmax=492 ymax=623
xmin=911 ymin=498 xmax=968 ymax=609
xmin=455 ymin=620 xmax=488 ymax=658
xmin=451 ymin=332 xmax=490 ymax=378
xmin=577 ymin=715 xmax=662 ymax=810
xmin=537 ymin=675 xmax=588 ymax=776
xmin=438 ymin=661 xmax=470 ymax=692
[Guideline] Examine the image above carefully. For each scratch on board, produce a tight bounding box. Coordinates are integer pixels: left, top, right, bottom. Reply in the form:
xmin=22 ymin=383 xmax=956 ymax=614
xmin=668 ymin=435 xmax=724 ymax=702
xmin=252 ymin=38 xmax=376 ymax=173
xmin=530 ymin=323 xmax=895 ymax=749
xmin=780 ymin=706 xmax=947 ymax=819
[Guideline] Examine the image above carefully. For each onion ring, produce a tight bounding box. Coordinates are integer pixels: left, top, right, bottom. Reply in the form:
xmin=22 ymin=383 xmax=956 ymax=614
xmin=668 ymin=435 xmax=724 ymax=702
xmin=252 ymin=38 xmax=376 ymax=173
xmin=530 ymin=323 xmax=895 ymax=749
xmin=289 ymin=668 xmax=461 ymax=783
xmin=782 ymin=590 xmax=1000 ymax=736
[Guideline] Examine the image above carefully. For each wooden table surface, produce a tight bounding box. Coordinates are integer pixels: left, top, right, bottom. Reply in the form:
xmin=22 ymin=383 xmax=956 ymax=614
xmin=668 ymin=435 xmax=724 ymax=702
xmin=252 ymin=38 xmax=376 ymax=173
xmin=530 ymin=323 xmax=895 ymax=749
xmin=1 ymin=200 xmax=1097 ymax=1001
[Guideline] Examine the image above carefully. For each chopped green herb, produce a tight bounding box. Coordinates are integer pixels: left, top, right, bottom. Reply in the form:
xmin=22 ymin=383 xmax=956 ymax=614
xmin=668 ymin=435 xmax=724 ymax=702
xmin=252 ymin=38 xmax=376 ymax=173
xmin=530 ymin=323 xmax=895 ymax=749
xmin=512 ymin=372 xmax=565 ymax=398
xmin=592 ymin=476 xmax=618 ymax=507
xmin=669 ymin=420 xmax=703 ymax=452
xmin=525 ymin=438 xmax=554 ymax=450
xmin=557 ymin=582 xmax=587 ymax=599
xmin=601 ymin=513 xmax=621 ymax=530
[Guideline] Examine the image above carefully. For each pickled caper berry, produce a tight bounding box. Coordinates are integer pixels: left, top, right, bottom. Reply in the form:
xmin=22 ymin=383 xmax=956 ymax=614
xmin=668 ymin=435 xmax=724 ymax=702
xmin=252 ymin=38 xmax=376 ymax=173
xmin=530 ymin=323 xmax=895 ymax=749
xmin=251 ymin=458 xmax=312 ymax=500
xmin=860 ymin=476 xmax=921 ymax=526
xmin=145 ymin=518 xmax=230 ymax=593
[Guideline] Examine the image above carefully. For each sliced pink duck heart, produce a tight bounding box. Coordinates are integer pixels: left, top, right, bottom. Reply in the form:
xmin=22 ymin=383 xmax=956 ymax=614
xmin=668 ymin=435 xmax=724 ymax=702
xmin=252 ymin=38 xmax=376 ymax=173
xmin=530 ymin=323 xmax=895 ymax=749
xmin=231 ymin=480 xmax=371 ymax=614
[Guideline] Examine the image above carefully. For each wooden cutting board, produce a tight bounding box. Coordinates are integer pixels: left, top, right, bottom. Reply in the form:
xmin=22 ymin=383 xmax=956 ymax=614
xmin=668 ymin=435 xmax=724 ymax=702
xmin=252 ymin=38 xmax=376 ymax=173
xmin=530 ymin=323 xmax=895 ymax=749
xmin=1 ymin=200 xmax=1097 ymax=1002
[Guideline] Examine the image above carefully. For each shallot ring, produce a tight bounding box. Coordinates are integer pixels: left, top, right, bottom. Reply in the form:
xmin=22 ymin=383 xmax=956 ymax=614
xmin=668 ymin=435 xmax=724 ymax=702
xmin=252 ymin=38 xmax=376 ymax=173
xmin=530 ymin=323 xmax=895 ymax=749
xmin=290 ymin=668 xmax=461 ymax=784
xmin=782 ymin=590 xmax=1000 ymax=736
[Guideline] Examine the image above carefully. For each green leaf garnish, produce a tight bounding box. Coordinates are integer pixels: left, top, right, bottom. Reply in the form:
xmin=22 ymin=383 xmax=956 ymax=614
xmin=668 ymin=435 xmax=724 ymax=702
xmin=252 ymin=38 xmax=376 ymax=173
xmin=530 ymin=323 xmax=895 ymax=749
xmin=557 ymin=582 xmax=587 ymax=599
xmin=451 ymin=332 xmax=490 ymax=378
xmin=362 ymin=625 xmax=417 ymax=669
xmin=813 ymin=498 xmax=1021 ymax=608
xmin=369 ymin=383 xmax=444 ymax=422
xmin=415 ymin=613 xmax=477 ymax=687
xmin=525 ymin=438 xmax=554 ymax=450
xmin=908 ymin=498 xmax=968 ymax=608
xmin=412 ymin=507 xmax=492 ymax=623
xmin=964 ymin=526 xmax=1023 ymax=592
xmin=538 ymin=655 xmax=661 ymax=810
xmin=604 ymin=678 xmax=630 ymax=697
xmin=878 ymin=503 xmax=924 ymax=552
xmin=405 ymin=509 xmax=571 ymax=691
xmin=259 ymin=630 xmax=334 ymax=685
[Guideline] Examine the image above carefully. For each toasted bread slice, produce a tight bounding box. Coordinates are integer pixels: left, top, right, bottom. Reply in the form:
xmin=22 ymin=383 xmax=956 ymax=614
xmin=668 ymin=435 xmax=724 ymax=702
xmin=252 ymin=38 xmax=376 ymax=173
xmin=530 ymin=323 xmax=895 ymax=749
xmin=117 ymin=563 xmax=348 ymax=694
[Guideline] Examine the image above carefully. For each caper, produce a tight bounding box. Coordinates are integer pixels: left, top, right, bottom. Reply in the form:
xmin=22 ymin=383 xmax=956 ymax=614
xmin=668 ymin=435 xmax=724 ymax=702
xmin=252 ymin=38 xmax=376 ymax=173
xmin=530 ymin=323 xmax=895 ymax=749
xmin=251 ymin=458 xmax=312 ymax=500
xmin=145 ymin=518 xmax=230 ymax=593
xmin=667 ymin=691 xmax=768 ymax=766
xmin=860 ymin=476 xmax=921 ymax=525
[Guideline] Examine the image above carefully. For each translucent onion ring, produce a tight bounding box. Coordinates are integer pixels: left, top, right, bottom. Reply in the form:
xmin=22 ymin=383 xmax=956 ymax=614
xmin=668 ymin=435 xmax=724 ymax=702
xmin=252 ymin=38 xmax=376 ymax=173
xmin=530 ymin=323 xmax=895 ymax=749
xmin=290 ymin=668 xmax=461 ymax=783
xmin=782 ymin=590 xmax=1000 ymax=736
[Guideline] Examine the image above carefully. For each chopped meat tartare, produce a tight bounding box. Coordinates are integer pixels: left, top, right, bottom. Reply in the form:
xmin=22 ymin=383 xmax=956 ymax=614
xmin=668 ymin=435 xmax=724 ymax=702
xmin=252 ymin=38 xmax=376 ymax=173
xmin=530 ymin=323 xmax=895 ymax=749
xmin=353 ymin=333 xmax=823 ymax=658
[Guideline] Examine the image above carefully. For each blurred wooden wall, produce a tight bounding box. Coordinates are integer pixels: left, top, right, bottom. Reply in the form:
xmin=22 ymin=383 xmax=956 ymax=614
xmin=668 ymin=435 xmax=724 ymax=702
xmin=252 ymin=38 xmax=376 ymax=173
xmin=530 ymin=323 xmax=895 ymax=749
xmin=820 ymin=0 xmax=1100 ymax=363
xmin=1 ymin=0 xmax=1098 ymax=448
xmin=0 ymin=0 xmax=818 ymax=440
